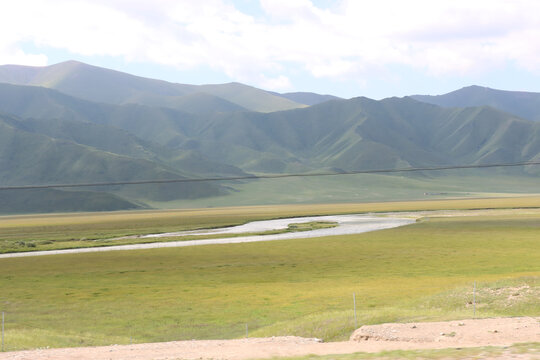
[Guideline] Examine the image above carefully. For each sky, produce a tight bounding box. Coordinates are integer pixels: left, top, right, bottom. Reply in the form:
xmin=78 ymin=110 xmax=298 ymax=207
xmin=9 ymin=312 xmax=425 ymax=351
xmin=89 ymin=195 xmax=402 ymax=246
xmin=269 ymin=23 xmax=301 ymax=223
xmin=2 ymin=0 xmax=540 ymax=99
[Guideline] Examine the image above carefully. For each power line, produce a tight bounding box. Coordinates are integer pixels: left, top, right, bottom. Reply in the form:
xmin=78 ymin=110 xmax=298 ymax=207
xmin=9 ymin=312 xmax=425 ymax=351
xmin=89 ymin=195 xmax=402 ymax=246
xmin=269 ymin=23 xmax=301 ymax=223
xmin=1 ymin=160 xmax=539 ymax=191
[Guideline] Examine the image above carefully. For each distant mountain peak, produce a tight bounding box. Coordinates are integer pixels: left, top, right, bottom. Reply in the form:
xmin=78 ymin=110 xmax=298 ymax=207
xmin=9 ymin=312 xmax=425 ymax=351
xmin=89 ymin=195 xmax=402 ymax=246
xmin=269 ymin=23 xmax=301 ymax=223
xmin=54 ymin=59 xmax=85 ymax=66
xmin=411 ymin=85 xmax=540 ymax=121
xmin=0 ymin=61 xmax=307 ymax=113
xmin=462 ymin=84 xmax=487 ymax=89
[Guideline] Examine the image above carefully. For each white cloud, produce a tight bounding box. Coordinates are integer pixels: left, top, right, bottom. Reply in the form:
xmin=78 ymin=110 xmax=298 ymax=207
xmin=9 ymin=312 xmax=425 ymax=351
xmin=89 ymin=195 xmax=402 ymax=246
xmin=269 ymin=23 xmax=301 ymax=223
xmin=258 ymin=74 xmax=292 ymax=91
xmin=1 ymin=0 xmax=540 ymax=87
xmin=0 ymin=46 xmax=47 ymax=67
xmin=306 ymin=60 xmax=358 ymax=78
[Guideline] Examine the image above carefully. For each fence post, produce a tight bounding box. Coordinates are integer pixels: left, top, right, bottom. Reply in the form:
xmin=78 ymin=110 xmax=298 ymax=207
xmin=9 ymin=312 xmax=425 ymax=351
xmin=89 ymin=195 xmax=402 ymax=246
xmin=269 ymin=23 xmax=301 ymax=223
xmin=353 ymin=293 xmax=357 ymax=329
xmin=2 ymin=312 xmax=4 ymax=352
xmin=473 ymin=281 xmax=476 ymax=318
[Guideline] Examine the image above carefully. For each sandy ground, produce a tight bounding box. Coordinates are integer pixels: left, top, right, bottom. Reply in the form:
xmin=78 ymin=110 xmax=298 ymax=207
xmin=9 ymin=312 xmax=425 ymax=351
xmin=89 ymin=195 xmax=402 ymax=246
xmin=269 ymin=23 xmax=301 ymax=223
xmin=1 ymin=317 xmax=538 ymax=360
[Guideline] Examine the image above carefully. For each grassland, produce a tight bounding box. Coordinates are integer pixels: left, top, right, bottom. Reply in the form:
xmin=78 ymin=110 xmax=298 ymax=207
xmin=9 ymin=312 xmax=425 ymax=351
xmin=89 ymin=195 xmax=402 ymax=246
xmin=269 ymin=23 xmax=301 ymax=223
xmin=0 ymin=198 xmax=538 ymax=351
xmin=2 ymin=196 xmax=540 ymax=253
xmin=148 ymin=174 xmax=540 ymax=209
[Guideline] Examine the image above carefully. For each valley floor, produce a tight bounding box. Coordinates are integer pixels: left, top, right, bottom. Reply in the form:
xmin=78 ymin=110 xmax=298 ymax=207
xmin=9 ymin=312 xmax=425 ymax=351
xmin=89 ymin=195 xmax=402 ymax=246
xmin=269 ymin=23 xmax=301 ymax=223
xmin=1 ymin=199 xmax=538 ymax=352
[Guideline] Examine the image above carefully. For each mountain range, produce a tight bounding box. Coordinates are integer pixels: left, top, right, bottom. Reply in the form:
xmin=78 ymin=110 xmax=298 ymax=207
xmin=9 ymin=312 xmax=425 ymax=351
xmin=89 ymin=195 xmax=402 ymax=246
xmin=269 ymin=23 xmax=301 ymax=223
xmin=0 ymin=61 xmax=539 ymax=213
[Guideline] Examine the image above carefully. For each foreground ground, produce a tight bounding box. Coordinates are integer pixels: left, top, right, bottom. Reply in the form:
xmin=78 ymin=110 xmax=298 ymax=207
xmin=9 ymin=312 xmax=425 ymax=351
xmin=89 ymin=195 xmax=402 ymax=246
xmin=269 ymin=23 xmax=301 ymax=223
xmin=1 ymin=317 xmax=537 ymax=360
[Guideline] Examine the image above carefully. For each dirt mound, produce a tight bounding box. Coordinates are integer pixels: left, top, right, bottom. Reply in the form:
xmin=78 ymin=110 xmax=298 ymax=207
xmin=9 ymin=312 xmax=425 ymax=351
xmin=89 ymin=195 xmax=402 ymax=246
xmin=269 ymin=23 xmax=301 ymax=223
xmin=350 ymin=317 xmax=539 ymax=345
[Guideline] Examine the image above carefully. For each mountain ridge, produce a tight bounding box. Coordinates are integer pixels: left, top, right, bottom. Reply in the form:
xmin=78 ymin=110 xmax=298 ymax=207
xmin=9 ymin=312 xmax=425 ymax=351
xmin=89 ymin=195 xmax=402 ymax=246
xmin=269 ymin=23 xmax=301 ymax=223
xmin=411 ymin=85 xmax=540 ymax=122
xmin=0 ymin=61 xmax=305 ymax=113
xmin=269 ymin=91 xmax=342 ymax=105
xmin=1 ymin=82 xmax=538 ymax=177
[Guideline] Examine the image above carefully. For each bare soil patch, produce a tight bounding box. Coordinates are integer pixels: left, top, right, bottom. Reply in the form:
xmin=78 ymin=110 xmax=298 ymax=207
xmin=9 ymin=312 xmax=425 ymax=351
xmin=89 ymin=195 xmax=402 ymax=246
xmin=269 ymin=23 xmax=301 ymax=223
xmin=1 ymin=317 xmax=537 ymax=360
xmin=350 ymin=316 xmax=539 ymax=345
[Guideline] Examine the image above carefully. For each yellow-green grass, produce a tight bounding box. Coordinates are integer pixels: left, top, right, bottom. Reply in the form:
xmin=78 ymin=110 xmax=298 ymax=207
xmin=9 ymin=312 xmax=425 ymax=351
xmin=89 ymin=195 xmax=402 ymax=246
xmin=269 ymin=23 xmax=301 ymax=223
xmin=0 ymin=211 xmax=538 ymax=351
xmin=266 ymin=342 xmax=540 ymax=360
xmin=1 ymin=196 xmax=540 ymax=253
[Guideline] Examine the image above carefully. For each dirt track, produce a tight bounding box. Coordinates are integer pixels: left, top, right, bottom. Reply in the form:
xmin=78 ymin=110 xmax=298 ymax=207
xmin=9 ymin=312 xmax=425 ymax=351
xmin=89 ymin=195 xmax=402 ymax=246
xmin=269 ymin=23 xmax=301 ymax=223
xmin=1 ymin=317 xmax=538 ymax=360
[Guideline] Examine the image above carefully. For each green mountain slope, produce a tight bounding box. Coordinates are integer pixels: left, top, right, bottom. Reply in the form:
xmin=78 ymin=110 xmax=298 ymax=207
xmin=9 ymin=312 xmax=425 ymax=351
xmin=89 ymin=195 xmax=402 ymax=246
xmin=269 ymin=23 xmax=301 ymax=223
xmin=129 ymin=92 xmax=248 ymax=114
xmin=0 ymin=82 xmax=201 ymax=145
xmin=0 ymin=60 xmax=195 ymax=103
xmin=6 ymin=116 xmax=169 ymax=161
xmin=411 ymin=85 xmax=540 ymax=122
xmin=0 ymin=83 xmax=247 ymax=177
xmin=197 ymin=82 xmax=306 ymax=112
xmin=0 ymin=61 xmax=304 ymax=113
xmin=177 ymin=97 xmax=540 ymax=174
xmin=0 ymin=114 xmax=226 ymax=203
xmin=0 ymin=189 xmax=142 ymax=214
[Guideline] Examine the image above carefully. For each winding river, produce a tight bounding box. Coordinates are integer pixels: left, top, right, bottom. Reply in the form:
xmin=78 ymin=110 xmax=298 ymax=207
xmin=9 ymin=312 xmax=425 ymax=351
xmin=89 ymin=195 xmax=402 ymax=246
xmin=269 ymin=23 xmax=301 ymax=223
xmin=0 ymin=214 xmax=415 ymax=259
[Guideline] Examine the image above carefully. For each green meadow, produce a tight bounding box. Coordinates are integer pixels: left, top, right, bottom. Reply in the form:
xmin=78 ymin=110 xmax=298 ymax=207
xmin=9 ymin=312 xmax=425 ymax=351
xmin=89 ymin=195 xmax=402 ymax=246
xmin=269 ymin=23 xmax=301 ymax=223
xmin=0 ymin=199 xmax=539 ymax=351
